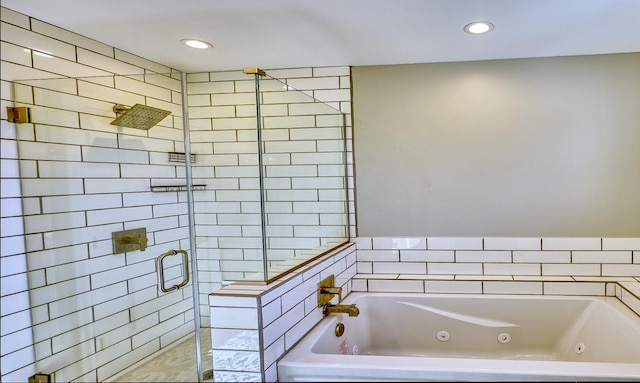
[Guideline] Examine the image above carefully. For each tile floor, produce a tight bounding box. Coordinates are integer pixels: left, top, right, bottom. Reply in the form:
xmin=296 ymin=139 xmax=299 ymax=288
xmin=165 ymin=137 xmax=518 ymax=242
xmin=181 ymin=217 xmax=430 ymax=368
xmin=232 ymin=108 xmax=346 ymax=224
xmin=112 ymin=329 xmax=213 ymax=382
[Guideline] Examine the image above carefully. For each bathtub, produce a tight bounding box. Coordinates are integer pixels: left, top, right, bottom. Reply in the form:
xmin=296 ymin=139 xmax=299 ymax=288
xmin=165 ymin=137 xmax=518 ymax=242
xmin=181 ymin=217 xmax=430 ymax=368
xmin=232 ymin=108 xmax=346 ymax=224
xmin=277 ymin=292 xmax=640 ymax=381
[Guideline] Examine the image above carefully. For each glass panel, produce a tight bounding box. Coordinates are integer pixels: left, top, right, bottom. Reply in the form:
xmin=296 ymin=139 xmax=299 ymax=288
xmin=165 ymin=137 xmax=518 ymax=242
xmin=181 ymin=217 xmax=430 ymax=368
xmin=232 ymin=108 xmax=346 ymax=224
xmin=186 ymin=70 xmax=349 ymax=285
xmin=256 ymin=74 xmax=349 ymax=282
xmin=10 ymin=73 xmax=208 ymax=382
xmin=187 ymin=70 xmax=265 ymax=288
xmin=7 ymin=67 xmax=349 ymax=381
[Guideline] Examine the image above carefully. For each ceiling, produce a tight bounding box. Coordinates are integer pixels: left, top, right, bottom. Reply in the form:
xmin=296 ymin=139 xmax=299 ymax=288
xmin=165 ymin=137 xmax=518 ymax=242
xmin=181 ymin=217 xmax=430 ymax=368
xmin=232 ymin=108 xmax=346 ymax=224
xmin=2 ymin=0 xmax=640 ymax=73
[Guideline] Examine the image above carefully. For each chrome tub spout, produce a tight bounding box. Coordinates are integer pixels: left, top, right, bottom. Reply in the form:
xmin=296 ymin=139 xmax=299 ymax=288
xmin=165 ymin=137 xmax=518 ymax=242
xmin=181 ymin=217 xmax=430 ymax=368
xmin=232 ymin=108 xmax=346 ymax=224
xmin=323 ymin=303 xmax=360 ymax=317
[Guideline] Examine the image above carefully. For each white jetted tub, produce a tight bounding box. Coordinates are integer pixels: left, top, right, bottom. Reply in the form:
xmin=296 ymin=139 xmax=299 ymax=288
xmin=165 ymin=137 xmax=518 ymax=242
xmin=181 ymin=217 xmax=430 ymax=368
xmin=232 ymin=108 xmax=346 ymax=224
xmin=278 ymin=293 xmax=640 ymax=381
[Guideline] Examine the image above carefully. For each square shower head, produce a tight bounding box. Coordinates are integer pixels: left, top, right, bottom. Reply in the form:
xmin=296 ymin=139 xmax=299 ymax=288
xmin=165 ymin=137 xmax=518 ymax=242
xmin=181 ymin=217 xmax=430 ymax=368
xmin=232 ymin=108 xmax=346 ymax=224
xmin=110 ymin=103 xmax=172 ymax=130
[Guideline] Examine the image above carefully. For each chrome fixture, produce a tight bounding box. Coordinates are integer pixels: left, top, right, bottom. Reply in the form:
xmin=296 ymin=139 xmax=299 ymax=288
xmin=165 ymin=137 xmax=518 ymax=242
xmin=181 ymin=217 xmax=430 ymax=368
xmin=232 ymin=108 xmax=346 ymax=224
xmin=112 ymin=228 xmax=148 ymax=253
xmin=110 ymin=103 xmax=171 ymax=130
xmin=156 ymin=249 xmax=190 ymax=293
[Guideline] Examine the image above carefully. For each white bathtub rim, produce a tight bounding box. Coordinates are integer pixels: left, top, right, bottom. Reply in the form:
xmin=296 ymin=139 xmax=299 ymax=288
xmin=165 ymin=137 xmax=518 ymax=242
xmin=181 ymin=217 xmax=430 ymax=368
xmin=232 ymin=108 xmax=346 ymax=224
xmin=279 ymin=353 xmax=640 ymax=381
xmin=278 ymin=292 xmax=640 ymax=381
xmin=340 ymin=291 xmax=626 ymax=305
xmin=337 ymin=291 xmax=640 ymax=335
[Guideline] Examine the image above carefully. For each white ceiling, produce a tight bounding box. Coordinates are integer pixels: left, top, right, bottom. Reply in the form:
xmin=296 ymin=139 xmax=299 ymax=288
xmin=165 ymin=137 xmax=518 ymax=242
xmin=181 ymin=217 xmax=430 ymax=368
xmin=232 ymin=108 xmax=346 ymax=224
xmin=2 ymin=0 xmax=640 ymax=73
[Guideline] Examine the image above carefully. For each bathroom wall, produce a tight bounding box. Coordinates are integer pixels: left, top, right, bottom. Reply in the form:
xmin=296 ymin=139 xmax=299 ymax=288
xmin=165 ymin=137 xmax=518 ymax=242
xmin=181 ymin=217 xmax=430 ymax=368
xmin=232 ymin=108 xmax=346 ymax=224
xmin=0 ymin=7 xmax=193 ymax=382
xmin=0 ymin=9 xmax=32 ymax=381
xmin=352 ymin=236 xmax=640 ymax=294
xmin=1 ymin=6 xmax=354 ymax=382
xmin=210 ymin=243 xmax=356 ymax=382
xmin=186 ymin=67 xmax=354 ymax=326
xmin=3 ymin=4 xmax=637 ymax=383
xmin=351 ymin=53 xmax=640 ymax=237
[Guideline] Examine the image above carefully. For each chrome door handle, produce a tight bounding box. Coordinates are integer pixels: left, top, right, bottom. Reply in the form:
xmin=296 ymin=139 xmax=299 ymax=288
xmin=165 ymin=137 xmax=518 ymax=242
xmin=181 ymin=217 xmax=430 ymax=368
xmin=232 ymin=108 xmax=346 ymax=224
xmin=155 ymin=249 xmax=190 ymax=293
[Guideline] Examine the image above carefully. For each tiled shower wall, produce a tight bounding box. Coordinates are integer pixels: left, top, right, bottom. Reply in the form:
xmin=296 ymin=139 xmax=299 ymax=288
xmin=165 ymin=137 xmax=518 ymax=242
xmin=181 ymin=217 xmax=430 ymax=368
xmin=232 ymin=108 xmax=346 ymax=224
xmin=1 ymin=7 xmax=192 ymax=382
xmin=1 ymin=6 xmax=355 ymax=381
xmin=187 ymin=67 xmax=354 ymax=326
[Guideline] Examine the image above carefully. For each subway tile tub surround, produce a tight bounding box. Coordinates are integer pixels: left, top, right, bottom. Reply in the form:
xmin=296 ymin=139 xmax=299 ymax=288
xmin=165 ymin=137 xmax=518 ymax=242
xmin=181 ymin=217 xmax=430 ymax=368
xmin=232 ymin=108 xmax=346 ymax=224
xmin=352 ymin=236 xmax=640 ymax=314
xmin=211 ymin=237 xmax=638 ymax=381
xmin=209 ymin=242 xmax=356 ymax=382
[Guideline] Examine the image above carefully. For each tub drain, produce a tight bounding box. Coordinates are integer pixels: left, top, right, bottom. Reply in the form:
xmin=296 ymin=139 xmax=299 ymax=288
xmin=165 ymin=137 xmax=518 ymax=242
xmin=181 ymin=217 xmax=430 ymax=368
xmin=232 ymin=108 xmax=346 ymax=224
xmin=436 ymin=330 xmax=450 ymax=342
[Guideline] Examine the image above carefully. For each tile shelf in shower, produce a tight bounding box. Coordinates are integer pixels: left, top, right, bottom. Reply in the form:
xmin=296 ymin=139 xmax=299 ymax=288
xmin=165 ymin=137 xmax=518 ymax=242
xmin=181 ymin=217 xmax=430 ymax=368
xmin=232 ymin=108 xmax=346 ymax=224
xmin=151 ymin=184 xmax=206 ymax=192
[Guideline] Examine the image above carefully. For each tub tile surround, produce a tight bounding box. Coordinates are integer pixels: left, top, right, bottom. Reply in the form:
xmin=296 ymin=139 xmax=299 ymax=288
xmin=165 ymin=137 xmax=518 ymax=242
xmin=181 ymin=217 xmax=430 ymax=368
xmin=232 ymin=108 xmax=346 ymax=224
xmin=353 ymin=236 xmax=640 ymax=317
xmin=212 ymin=237 xmax=639 ymax=382
xmin=209 ymin=243 xmax=356 ymax=382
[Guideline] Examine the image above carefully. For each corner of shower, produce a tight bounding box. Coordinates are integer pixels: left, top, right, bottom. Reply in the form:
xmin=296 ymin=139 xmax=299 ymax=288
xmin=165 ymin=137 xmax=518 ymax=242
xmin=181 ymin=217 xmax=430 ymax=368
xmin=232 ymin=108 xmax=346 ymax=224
xmin=7 ymin=70 xmax=211 ymax=382
xmin=181 ymin=66 xmax=353 ymax=288
xmin=7 ymin=65 xmax=350 ymax=382
xmin=205 ymin=67 xmax=351 ymax=285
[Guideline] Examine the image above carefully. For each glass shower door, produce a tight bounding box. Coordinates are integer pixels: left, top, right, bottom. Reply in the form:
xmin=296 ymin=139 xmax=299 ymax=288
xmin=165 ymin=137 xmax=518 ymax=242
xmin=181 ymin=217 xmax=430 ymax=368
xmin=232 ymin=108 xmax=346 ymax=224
xmin=9 ymin=66 xmax=351 ymax=382
xmin=255 ymin=71 xmax=350 ymax=282
xmin=10 ymin=72 xmax=207 ymax=382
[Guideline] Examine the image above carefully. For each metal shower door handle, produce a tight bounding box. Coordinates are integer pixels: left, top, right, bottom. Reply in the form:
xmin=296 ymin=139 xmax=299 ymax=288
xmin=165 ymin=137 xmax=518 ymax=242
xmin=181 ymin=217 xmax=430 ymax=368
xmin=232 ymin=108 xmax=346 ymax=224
xmin=155 ymin=249 xmax=190 ymax=293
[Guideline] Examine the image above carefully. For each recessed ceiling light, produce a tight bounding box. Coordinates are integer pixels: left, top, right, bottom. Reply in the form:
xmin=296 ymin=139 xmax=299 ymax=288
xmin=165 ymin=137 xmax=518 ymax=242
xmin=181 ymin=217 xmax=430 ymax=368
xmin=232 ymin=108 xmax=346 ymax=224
xmin=464 ymin=21 xmax=494 ymax=34
xmin=180 ymin=39 xmax=213 ymax=49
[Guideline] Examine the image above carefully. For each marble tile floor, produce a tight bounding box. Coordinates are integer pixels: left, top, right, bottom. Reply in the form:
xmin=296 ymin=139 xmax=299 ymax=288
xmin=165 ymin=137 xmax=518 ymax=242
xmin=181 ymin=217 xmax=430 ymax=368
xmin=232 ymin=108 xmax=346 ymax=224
xmin=112 ymin=329 xmax=213 ymax=382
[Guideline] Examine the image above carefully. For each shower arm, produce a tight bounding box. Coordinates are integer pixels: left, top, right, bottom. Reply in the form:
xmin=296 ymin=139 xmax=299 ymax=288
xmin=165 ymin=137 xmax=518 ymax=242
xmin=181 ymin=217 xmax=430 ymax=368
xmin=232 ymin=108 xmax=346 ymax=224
xmin=113 ymin=104 xmax=130 ymax=115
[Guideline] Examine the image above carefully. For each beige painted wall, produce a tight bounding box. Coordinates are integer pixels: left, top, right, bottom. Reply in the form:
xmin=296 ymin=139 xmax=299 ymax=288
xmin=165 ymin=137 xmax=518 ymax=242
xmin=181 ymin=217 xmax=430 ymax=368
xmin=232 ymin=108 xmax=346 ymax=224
xmin=352 ymin=53 xmax=640 ymax=237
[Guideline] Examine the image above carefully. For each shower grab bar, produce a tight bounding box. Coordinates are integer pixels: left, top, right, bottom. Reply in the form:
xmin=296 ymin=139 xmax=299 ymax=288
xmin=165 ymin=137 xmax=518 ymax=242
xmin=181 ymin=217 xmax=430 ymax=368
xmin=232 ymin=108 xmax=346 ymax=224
xmin=155 ymin=250 xmax=190 ymax=293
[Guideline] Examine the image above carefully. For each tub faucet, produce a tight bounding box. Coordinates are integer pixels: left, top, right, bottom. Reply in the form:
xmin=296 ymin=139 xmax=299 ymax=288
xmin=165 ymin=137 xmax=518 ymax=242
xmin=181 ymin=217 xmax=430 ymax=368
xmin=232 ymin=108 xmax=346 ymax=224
xmin=323 ymin=303 xmax=360 ymax=317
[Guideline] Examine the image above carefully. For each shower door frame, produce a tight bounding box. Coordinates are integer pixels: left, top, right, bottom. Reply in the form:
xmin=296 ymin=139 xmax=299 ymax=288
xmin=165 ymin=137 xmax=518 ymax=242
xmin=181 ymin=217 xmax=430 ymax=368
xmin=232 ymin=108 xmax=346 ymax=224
xmin=8 ymin=71 xmax=206 ymax=383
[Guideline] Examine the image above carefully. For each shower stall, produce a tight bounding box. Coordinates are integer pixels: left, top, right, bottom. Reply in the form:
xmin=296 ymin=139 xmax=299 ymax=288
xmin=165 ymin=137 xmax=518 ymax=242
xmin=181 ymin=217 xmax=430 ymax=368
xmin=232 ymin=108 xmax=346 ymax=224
xmin=7 ymin=67 xmax=350 ymax=382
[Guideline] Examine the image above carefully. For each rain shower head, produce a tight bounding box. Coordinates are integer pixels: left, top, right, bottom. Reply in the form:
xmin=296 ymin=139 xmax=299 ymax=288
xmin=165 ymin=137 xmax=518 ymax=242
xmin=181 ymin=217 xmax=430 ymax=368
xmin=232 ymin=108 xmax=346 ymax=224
xmin=110 ymin=104 xmax=171 ymax=130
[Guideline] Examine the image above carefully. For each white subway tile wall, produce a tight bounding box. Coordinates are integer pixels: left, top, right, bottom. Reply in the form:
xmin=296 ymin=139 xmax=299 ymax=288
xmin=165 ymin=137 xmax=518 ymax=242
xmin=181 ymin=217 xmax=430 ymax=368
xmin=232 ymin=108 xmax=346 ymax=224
xmin=187 ymin=66 xmax=354 ymax=321
xmin=347 ymin=237 xmax=639 ymax=382
xmin=0 ymin=7 xmax=194 ymax=382
xmin=211 ymin=236 xmax=638 ymax=380
xmin=3 ymin=6 xmax=638 ymax=383
xmin=209 ymin=243 xmax=355 ymax=382
xmin=2 ymin=6 xmax=355 ymax=382
xmin=353 ymin=236 xmax=640 ymax=296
